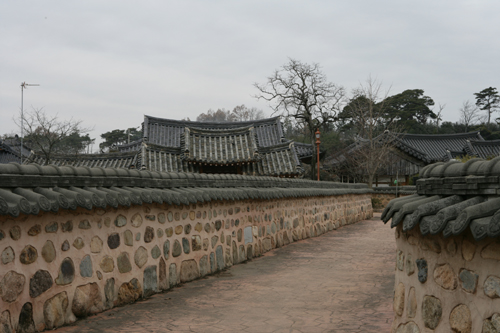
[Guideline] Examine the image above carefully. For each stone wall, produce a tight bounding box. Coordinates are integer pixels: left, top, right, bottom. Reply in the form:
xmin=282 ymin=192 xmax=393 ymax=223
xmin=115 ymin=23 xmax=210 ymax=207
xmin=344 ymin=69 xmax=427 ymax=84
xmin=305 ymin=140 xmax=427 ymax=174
xmin=0 ymin=194 xmax=372 ymax=332
xmin=392 ymin=225 xmax=500 ymax=332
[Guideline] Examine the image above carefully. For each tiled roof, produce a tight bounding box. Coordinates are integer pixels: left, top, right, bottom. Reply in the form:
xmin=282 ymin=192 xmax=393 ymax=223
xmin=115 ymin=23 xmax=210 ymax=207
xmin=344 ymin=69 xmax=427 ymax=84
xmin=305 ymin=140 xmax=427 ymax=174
xmin=0 ymin=138 xmax=31 ymax=164
xmin=181 ymin=126 xmax=259 ymax=164
xmin=293 ymin=142 xmax=315 ymax=159
xmin=463 ymin=139 xmax=500 ymax=159
xmin=25 ymin=151 xmax=140 ymax=169
xmin=0 ymin=163 xmax=371 ymax=216
xmin=382 ymin=158 xmax=500 ymax=241
xmin=143 ymin=116 xmax=284 ymax=148
xmin=258 ymin=142 xmax=304 ymax=176
xmin=396 ymin=131 xmax=484 ymax=162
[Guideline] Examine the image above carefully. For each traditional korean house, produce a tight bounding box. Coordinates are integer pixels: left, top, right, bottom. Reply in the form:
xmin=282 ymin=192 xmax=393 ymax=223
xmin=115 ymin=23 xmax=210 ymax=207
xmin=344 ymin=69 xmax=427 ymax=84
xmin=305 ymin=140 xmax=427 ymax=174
xmin=0 ymin=137 xmax=31 ymax=164
xmin=24 ymin=116 xmax=313 ymax=177
xmin=329 ymin=131 xmax=486 ymax=185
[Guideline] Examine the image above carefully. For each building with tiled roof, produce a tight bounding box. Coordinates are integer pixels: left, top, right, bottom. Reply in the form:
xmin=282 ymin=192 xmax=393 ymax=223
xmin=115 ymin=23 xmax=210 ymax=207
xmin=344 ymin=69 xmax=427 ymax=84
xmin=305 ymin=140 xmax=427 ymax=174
xmin=329 ymin=131 xmax=487 ymax=184
xmin=24 ymin=116 xmax=314 ymax=177
xmin=0 ymin=137 xmax=31 ymax=164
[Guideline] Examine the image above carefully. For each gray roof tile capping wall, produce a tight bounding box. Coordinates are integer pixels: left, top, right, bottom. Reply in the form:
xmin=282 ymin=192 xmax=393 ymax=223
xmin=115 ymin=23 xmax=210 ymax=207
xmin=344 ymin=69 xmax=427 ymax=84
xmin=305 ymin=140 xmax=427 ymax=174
xmin=382 ymin=157 xmax=500 ymax=241
xmin=0 ymin=162 xmax=370 ymax=217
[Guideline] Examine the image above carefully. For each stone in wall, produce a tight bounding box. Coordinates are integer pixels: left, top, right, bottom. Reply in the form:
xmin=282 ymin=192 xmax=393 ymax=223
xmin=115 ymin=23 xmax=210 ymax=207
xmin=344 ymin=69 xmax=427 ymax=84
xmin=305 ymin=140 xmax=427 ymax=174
xmin=184 ymin=224 xmax=192 ymax=234
xmin=416 ymin=259 xmax=427 ymax=283
xmin=100 ymin=256 xmax=115 ymax=273
xmin=55 ymin=258 xmax=75 ymax=285
xmin=9 ymin=226 xmax=20 ymax=241
xmin=134 ymin=247 xmax=148 ymax=268
xmin=131 ymin=213 xmax=142 ymax=227
xmin=180 ymin=259 xmax=199 ymax=283
xmin=29 ymin=270 xmax=53 ymax=297
xmin=484 ymin=276 xmax=500 ymax=298
xmin=215 ymin=245 xmax=224 ymax=271
xmin=104 ymin=278 xmax=115 ymax=309
xmin=143 ymin=265 xmax=158 ymax=297
xmin=199 ymin=255 xmax=209 ymax=276
xmin=61 ymin=240 xmax=70 ymax=251
xmin=393 ymin=282 xmax=405 ymax=316
xmin=449 ymin=304 xmax=471 ymax=333
xmin=182 ymin=238 xmax=190 ymax=254
xmin=90 ymin=236 xmax=103 ymax=253
xmin=239 ymin=245 xmax=245 ymax=263
xmin=78 ymin=220 xmax=91 ymax=229
xmin=61 ymin=221 xmax=73 ymax=232
xmin=395 ymin=321 xmax=419 ymax=333
xmin=117 ymin=252 xmax=132 ymax=273
xmin=162 ymin=240 xmax=170 ymax=260
xmin=73 ymin=237 xmax=84 ymax=250
xmin=169 ymin=264 xmax=177 ymax=288
xmin=203 ymin=238 xmax=209 ymax=251
xmin=446 ymin=238 xmax=457 ymax=256
xmin=459 ymin=269 xmax=478 ymax=293
xmin=107 ymin=233 xmax=120 ymax=249
xmin=166 ymin=227 xmax=173 ymax=237
xmin=482 ymin=313 xmax=500 ymax=332
xmin=144 ymin=227 xmax=155 ymax=243
xmin=28 ymin=224 xmax=41 ymax=236
xmin=116 ymin=278 xmax=142 ymax=306
xmin=232 ymin=241 xmax=238 ymax=264
xmin=151 ymin=245 xmax=161 ymax=259
xmin=462 ymin=239 xmax=476 ymax=261
xmin=247 ymin=245 xmax=253 ymax=260
xmin=158 ymin=213 xmax=166 ymax=224
xmin=397 ymin=251 xmax=404 ymax=271
xmin=422 ymin=295 xmax=442 ymax=330
xmin=406 ymin=254 xmax=415 ymax=276
xmin=20 ymin=245 xmax=37 ymax=264
xmin=434 ymin=264 xmax=457 ymax=290
xmin=420 ymin=237 xmax=441 ymax=253
xmin=18 ymin=303 xmax=36 ymax=333
xmin=172 ymin=240 xmax=182 ymax=257
xmin=204 ymin=223 xmax=211 ymax=233
xmin=194 ymin=223 xmax=202 ymax=232
xmin=45 ymin=222 xmax=58 ymax=233
xmin=0 ymin=310 xmax=13 ymax=333
xmin=407 ymin=287 xmax=417 ymax=319
xmin=115 ymin=215 xmax=127 ymax=227
xmin=481 ymin=241 xmax=500 ymax=261
xmin=0 ymin=271 xmax=25 ymax=302
xmin=43 ymin=292 xmax=68 ymax=330
xmin=1 ymin=246 xmax=14 ymax=264
xmin=157 ymin=228 xmax=163 ymax=238
xmin=175 ymin=225 xmax=183 ymax=235
xmin=192 ymin=236 xmax=202 ymax=251
xmin=41 ymin=241 xmax=56 ymax=263
xmin=159 ymin=258 xmax=168 ymax=291
xmin=72 ymin=283 xmax=104 ymax=317
xmin=124 ymin=230 xmax=133 ymax=246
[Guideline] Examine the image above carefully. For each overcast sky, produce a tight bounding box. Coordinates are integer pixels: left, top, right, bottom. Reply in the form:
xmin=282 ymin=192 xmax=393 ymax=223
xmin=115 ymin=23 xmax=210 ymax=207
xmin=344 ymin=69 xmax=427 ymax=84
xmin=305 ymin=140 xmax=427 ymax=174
xmin=1 ymin=1 xmax=499 ymax=149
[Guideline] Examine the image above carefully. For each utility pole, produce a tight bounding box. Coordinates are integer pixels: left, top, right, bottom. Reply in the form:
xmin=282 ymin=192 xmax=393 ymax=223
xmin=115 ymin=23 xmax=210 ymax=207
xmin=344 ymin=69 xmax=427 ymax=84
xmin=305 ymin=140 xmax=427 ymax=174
xmin=20 ymin=82 xmax=40 ymax=164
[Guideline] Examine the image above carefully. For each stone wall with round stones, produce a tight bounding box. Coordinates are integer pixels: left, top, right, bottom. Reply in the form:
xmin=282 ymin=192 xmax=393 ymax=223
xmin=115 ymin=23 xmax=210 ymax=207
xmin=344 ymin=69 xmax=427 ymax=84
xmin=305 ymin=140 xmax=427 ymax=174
xmin=0 ymin=193 xmax=372 ymax=332
xmin=391 ymin=224 xmax=500 ymax=332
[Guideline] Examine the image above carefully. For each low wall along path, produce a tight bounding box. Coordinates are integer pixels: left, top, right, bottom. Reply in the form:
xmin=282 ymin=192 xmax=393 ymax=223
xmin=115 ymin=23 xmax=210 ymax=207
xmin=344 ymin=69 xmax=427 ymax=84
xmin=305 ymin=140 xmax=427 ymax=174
xmin=0 ymin=163 xmax=372 ymax=332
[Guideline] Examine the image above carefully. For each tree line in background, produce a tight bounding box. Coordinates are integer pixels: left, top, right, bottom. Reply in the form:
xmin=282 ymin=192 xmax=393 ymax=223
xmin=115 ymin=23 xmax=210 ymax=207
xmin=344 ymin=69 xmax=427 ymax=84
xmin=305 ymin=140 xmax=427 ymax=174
xmin=5 ymin=59 xmax=499 ymax=179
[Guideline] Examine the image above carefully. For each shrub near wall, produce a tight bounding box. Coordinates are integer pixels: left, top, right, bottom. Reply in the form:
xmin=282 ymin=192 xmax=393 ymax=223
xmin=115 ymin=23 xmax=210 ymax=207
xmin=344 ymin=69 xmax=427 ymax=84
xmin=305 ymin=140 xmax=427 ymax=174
xmin=0 ymin=164 xmax=372 ymax=332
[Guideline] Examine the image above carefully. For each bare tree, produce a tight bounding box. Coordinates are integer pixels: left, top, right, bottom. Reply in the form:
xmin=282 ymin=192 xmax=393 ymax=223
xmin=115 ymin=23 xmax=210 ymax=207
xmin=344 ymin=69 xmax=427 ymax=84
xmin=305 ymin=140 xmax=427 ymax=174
xmin=459 ymin=100 xmax=482 ymax=132
xmin=230 ymin=105 xmax=265 ymax=122
xmin=15 ymin=108 xmax=92 ymax=164
xmin=434 ymin=103 xmax=446 ymax=128
xmin=254 ymin=58 xmax=345 ymax=180
xmin=339 ymin=78 xmax=402 ymax=188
